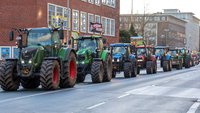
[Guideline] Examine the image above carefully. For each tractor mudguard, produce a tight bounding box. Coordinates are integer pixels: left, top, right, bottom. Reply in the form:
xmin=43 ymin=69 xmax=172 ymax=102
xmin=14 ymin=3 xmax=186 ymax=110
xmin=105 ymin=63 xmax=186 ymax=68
xmin=93 ymin=58 xmax=103 ymax=61
xmin=5 ymin=58 xmax=18 ymax=62
xmin=100 ymin=50 xmax=109 ymax=62
xmin=58 ymin=47 xmax=76 ymax=62
xmin=44 ymin=57 xmax=60 ymax=60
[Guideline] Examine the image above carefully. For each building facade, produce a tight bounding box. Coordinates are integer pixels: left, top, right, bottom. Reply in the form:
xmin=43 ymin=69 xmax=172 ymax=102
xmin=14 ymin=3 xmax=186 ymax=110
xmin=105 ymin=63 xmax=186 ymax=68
xmin=120 ymin=13 xmax=186 ymax=47
xmin=163 ymin=9 xmax=200 ymax=51
xmin=0 ymin=0 xmax=120 ymax=59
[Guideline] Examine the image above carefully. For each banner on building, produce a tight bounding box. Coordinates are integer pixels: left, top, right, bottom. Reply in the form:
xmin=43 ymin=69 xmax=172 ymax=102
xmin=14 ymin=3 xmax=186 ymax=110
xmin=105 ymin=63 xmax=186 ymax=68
xmin=52 ymin=16 xmax=68 ymax=29
xmin=90 ymin=22 xmax=103 ymax=33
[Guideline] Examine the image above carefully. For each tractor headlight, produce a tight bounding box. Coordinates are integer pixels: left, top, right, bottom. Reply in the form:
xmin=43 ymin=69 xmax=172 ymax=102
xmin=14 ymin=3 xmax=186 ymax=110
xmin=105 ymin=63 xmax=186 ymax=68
xmin=28 ymin=60 xmax=32 ymax=64
xmin=137 ymin=59 xmax=143 ymax=62
xmin=21 ymin=60 xmax=25 ymax=64
xmin=112 ymin=59 xmax=114 ymax=62
xmin=81 ymin=61 xmax=85 ymax=64
xmin=117 ymin=59 xmax=120 ymax=62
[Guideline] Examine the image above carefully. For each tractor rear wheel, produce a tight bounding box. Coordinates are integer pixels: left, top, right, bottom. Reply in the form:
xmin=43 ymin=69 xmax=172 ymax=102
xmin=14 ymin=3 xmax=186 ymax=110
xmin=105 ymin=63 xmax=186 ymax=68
xmin=21 ymin=77 xmax=40 ymax=89
xmin=176 ymin=60 xmax=183 ymax=70
xmin=0 ymin=61 xmax=20 ymax=91
xmin=146 ymin=61 xmax=153 ymax=74
xmin=76 ymin=74 xmax=85 ymax=83
xmin=124 ymin=62 xmax=131 ymax=78
xmin=103 ymin=55 xmax=112 ymax=82
xmin=153 ymin=61 xmax=157 ymax=74
xmin=163 ymin=61 xmax=169 ymax=72
xmin=60 ymin=52 xmax=77 ymax=88
xmin=184 ymin=58 xmax=190 ymax=68
xmin=169 ymin=60 xmax=172 ymax=71
xmin=137 ymin=67 xmax=140 ymax=74
xmin=112 ymin=71 xmax=116 ymax=78
xmin=40 ymin=60 xmax=60 ymax=90
xmin=131 ymin=62 xmax=138 ymax=77
xmin=91 ymin=61 xmax=104 ymax=83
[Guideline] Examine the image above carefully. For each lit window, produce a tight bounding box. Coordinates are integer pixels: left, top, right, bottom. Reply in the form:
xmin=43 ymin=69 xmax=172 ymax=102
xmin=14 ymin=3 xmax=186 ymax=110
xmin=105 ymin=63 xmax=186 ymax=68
xmin=80 ymin=12 xmax=87 ymax=33
xmin=48 ymin=4 xmax=70 ymax=29
xmin=88 ymin=13 xmax=94 ymax=33
xmin=72 ymin=10 xmax=79 ymax=31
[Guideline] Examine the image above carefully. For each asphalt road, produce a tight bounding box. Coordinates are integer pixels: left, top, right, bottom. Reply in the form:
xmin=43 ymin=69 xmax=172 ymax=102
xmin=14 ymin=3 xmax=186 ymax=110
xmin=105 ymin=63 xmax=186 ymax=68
xmin=0 ymin=63 xmax=200 ymax=113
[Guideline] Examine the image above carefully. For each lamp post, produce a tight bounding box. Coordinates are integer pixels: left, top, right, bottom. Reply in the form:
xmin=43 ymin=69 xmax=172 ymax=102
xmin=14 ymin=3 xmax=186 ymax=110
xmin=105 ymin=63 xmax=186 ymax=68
xmin=66 ymin=0 xmax=69 ymax=46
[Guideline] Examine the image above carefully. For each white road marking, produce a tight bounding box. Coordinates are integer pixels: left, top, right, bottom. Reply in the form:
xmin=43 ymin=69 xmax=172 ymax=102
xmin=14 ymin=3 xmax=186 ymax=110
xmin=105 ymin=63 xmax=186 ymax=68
xmin=187 ymin=99 xmax=200 ymax=113
xmin=0 ymin=89 xmax=70 ymax=103
xmin=86 ymin=102 xmax=106 ymax=110
xmin=118 ymin=93 xmax=130 ymax=99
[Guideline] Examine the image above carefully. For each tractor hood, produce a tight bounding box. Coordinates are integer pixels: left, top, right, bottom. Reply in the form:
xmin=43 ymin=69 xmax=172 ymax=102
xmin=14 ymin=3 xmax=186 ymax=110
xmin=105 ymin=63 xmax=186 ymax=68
xmin=112 ymin=53 xmax=122 ymax=59
xmin=21 ymin=47 xmax=38 ymax=60
xmin=77 ymin=48 xmax=92 ymax=55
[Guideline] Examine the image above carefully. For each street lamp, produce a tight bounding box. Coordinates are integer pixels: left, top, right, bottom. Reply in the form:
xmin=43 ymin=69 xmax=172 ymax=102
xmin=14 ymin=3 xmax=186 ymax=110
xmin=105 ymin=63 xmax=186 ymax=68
xmin=66 ymin=0 xmax=70 ymax=46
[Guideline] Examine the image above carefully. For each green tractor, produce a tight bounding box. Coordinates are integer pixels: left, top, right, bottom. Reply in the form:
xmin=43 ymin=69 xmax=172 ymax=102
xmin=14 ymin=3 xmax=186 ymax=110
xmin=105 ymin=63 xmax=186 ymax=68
xmin=0 ymin=28 xmax=77 ymax=91
xmin=72 ymin=35 xmax=112 ymax=83
xmin=168 ymin=48 xmax=183 ymax=70
xmin=177 ymin=48 xmax=193 ymax=68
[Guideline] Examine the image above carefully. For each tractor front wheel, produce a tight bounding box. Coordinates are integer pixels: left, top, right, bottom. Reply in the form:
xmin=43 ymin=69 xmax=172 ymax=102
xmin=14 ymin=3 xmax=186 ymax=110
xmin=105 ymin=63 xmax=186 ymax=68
xmin=40 ymin=60 xmax=60 ymax=90
xmin=103 ymin=55 xmax=112 ymax=82
xmin=0 ymin=61 xmax=20 ymax=91
xmin=91 ymin=61 xmax=104 ymax=83
xmin=124 ymin=62 xmax=132 ymax=78
xmin=76 ymin=74 xmax=85 ymax=83
xmin=163 ymin=61 xmax=169 ymax=72
xmin=60 ymin=52 xmax=77 ymax=88
xmin=146 ymin=61 xmax=153 ymax=74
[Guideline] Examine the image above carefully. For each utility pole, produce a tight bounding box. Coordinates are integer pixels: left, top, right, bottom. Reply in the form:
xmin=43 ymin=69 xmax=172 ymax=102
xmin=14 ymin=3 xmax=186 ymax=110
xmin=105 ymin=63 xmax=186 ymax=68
xmin=66 ymin=0 xmax=69 ymax=46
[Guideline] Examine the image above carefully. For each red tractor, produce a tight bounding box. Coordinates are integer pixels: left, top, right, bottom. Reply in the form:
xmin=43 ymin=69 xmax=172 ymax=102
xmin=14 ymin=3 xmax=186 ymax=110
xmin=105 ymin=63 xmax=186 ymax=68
xmin=136 ymin=45 xmax=157 ymax=74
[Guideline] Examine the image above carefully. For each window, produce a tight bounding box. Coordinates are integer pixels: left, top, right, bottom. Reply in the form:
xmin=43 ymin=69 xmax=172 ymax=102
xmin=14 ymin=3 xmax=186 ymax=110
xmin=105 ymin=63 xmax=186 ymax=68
xmin=101 ymin=17 xmax=106 ymax=34
xmin=81 ymin=0 xmax=87 ymax=2
xmin=48 ymin=3 xmax=70 ymax=30
xmin=72 ymin=10 xmax=79 ymax=31
xmin=95 ymin=15 xmax=101 ymax=24
xmin=95 ymin=0 xmax=100 ymax=5
xmin=106 ymin=18 xmax=111 ymax=35
xmin=111 ymin=19 xmax=115 ymax=36
xmin=80 ymin=12 xmax=87 ymax=33
xmin=102 ymin=0 xmax=115 ymax=7
xmin=101 ymin=17 xmax=115 ymax=36
xmin=88 ymin=13 xmax=94 ymax=33
xmin=88 ymin=0 xmax=94 ymax=4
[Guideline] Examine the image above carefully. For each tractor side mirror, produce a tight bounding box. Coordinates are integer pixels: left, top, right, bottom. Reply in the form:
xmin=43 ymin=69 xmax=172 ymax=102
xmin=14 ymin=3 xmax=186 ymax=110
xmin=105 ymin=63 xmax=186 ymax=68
xmin=58 ymin=30 xmax=64 ymax=39
xmin=9 ymin=31 xmax=14 ymax=41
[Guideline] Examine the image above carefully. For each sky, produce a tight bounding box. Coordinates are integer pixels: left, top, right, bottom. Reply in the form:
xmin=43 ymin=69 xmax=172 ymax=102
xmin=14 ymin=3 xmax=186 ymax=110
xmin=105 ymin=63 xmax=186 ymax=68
xmin=120 ymin=0 xmax=200 ymax=18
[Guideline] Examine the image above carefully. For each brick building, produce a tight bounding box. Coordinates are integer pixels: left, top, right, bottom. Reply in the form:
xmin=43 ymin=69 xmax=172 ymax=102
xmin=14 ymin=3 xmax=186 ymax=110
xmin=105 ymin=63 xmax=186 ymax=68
xmin=0 ymin=0 xmax=120 ymax=59
xmin=120 ymin=13 xmax=186 ymax=47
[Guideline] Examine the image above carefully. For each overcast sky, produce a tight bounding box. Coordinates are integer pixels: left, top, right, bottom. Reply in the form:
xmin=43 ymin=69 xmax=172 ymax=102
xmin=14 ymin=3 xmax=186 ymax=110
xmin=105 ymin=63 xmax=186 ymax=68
xmin=120 ymin=0 xmax=200 ymax=18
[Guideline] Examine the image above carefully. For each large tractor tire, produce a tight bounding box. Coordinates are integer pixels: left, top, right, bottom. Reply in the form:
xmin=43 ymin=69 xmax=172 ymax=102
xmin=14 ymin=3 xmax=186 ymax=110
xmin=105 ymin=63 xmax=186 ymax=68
xmin=124 ymin=62 xmax=132 ymax=78
xmin=176 ymin=60 xmax=183 ymax=70
xmin=131 ymin=62 xmax=138 ymax=77
xmin=91 ymin=61 xmax=104 ymax=83
xmin=0 ymin=61 xmax=20 ymax=91
xmin=60 ymin=52 xmax=77 ymax=88
xmin=76 ymin=74 xmax=85 ymax=83
xmin=184 ymin=58 xmax=191 ymax=68
xmin=112 ymin=71 xmax=116 ymax=78
xmin=21 ymin=77 xmax=40 ymax=89
xmin=163 ymin=60 xmax=169 ymax=72
xmin=146 ymin=61 xmax=153 ymax=74
xmin=137 ymin=67 xmax=140 ymax=74
xmin=40 ymin=60 xmax=60 ymax=90
xmin=103 ymin=55 xmax=112 ymax=82
xmin=168 ymin=60 xmax=172 ymax=71
xmin=153 ymin=61 xmax=157 ymax=74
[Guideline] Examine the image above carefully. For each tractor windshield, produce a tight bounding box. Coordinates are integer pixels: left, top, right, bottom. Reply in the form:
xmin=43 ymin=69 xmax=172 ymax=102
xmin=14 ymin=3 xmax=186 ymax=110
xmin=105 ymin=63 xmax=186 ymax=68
xmin=77 ymin=39 xmax=97 ymax=53
xmin=112 ymin=47 xmax=126 ymax=55
xmin=169 ymin=50 xmax=177 ymax=56
xmin=137 ymin=48 xmax=146 ymax=55
xmin=27 ymin=29 xmax=51 ymax=46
